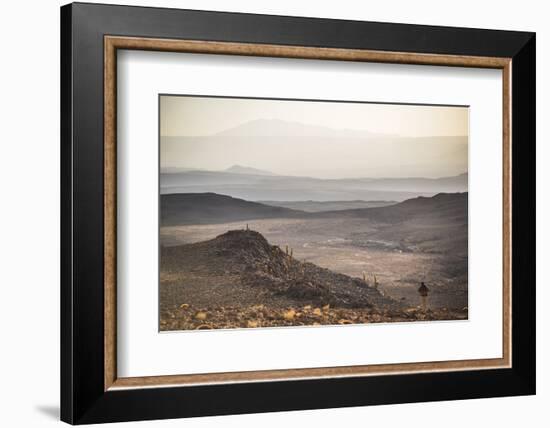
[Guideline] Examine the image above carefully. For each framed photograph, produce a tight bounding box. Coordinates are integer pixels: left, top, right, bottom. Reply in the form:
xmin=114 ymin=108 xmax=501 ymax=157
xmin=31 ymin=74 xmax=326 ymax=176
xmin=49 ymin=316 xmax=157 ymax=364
xmin=61 ymin=2 xmax=535 ymax=424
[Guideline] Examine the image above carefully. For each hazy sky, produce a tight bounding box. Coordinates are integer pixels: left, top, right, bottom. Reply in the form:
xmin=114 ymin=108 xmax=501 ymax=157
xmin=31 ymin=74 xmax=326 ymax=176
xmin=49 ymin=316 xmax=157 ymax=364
xmin=161 ymin=95 xmax=468 ymax=138
xmin=160 ymin=95 xmax=468 ymax=178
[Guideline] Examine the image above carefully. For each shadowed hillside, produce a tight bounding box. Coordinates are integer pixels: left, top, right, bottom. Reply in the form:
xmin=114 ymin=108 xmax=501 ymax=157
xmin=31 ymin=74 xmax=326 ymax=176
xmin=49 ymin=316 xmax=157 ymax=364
xmin=314 ymin=192 xmax=467 ymax=223
xmin=161 ymin=193 xmax=305 ymax=226
xmin=162 ymin=192 xmax=466 ymax=228
xmin=314 ymin=193 xmax=468 ymax=256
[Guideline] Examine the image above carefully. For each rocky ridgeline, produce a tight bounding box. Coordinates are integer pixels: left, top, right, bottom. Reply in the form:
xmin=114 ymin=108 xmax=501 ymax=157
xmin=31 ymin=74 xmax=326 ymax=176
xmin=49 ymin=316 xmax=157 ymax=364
xmin=162 ymin=229 xmax=399 ymax=310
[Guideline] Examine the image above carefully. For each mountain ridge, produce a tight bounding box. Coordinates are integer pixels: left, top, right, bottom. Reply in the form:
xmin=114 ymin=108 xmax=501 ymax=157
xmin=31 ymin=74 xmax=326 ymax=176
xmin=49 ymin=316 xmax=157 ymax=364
xmin=161 ymin=191 xmax=467 ymax=229
xmin=161 ymin=192 xmax=305 ymax=226
xmin=213 ymin=118 xmax=389 ymax=138
xmin=161 ymin=170 xmax=468 ymax=201
xmin=224 ymin=165 xmax=275 ymax=176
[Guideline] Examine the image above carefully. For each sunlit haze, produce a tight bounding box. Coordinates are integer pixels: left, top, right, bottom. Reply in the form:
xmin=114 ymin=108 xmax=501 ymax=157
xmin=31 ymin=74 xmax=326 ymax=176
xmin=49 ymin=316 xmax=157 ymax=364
xmin=160 ymin=95 xmax=468 ymax=178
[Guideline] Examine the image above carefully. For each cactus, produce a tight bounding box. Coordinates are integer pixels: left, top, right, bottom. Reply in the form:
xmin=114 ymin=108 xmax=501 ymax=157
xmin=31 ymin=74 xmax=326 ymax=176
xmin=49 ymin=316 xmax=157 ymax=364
xmin=290 ymin=248 xmax=293 ymax=258
xmin=373 ymin=274 xmax=378 ymax=289
xmin=285 ymin=245 xmax=289 ymax=255
xmin=362 ymin=271 xmax=371 ymax=287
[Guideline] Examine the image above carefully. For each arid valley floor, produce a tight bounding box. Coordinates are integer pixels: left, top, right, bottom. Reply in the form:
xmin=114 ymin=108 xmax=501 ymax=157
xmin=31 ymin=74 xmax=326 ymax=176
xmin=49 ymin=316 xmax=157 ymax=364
xmin=159 ymin=191 xmax=468 ymax=331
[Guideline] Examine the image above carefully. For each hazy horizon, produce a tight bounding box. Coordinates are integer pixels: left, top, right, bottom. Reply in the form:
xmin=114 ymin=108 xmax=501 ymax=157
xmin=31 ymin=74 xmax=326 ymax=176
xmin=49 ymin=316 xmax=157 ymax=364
xmin=160 ymin=95 xmax=468 ymax=179
xmin=161 ymin=163 xmax=468 ymax=180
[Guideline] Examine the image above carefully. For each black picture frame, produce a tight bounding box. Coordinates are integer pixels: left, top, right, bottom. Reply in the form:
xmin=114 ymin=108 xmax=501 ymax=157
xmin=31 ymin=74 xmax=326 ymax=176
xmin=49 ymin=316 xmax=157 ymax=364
xmin=61 ymin=2 xmax=535 ymax=424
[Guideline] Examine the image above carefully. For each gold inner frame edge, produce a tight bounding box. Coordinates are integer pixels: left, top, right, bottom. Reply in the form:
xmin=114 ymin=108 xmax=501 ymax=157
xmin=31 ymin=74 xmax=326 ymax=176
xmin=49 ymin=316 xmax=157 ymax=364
xmin=104 ymin=36 xmax=512 ymax=391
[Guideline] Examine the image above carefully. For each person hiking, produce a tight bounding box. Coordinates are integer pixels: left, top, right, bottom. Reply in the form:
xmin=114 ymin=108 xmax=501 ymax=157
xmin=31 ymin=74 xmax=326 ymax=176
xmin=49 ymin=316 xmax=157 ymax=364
xmin=418 ymin=282 xmax=429 ymax=311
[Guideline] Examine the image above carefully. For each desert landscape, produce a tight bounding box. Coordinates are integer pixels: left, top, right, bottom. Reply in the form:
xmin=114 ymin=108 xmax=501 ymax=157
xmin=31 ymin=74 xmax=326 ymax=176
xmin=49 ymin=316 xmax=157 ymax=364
xmin=159 ymin=168 xmax=468 ymax=331
xmin=159 ymin=95 xmax=469 ymax=331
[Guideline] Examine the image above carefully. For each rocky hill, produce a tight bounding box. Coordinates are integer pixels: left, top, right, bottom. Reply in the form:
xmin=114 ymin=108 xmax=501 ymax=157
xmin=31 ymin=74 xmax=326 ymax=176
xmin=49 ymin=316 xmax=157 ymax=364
xmin=161 ymin=229 xmax=397 ymax=311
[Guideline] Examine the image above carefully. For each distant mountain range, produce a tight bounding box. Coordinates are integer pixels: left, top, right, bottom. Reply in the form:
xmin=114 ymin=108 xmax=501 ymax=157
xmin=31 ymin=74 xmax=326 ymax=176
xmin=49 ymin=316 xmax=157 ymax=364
xmin=224 ymin=165 xmax=275 ymax=175
xmin=161 ymin=191 xmax=466 ymax=228
xmin=258 ymin=199 xmax=397 ymax=212
xmin=161 ymin=117 xmax=468 ymax=179
xmin=161 ymin=167 xmax=468 ymax=202
xmin=214 ymin=118 xmax=388 ymax=138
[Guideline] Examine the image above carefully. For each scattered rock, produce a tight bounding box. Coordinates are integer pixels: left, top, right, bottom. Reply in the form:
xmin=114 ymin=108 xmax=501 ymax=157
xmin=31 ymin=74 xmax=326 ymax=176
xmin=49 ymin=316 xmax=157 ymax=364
xmin=160 ymin=304 xmax=468 ymax=331
xmin=283 ymin=309 xmax=296 ymax=320
xmin=195 ymin=312 xmax=207 ymax=320
xmin=196 ymin=324 xmax=211 ymax=330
